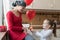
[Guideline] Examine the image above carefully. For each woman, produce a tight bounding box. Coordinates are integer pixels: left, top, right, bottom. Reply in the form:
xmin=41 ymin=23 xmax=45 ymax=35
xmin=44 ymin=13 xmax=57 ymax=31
xmin=6 ymin=1 xmax=34 ymax=40
xmin=31 ymin=19 xmax=57 ymax=40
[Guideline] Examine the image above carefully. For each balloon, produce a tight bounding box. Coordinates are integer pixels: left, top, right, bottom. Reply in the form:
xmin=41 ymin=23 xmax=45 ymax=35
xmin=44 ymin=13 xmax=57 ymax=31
xmin=26 ymin=10 xmax=36 ymax=21
xmin=24 ymin=0 xmax=33 ymax=6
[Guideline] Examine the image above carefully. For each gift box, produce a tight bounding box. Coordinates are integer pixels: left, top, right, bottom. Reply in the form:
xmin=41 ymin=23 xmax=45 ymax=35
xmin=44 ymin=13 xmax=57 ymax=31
xmin=0 ymin=26 xmax=7 ymax=32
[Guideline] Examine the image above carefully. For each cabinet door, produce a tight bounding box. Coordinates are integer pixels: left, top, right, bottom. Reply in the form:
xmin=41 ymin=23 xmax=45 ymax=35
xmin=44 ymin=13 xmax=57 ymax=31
xmin=32 ymin=0 xmax=54 ymax=9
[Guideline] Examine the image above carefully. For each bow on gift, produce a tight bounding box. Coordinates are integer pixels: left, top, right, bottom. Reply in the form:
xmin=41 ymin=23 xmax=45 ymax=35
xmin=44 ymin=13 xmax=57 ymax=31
xmin=0 ymin=26 xmax=7 ymax=32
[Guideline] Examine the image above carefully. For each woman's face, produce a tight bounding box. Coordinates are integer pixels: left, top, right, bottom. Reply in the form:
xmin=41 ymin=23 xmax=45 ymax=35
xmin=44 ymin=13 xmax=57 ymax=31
xmin=16 ymin=6 xmax=25 ymax=12
xmin=43 ymin=20 xmax=50 ymax=29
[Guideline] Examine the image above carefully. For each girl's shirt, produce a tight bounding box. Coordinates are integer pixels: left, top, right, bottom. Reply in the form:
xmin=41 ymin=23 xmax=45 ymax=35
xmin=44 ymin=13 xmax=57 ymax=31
xmin=35 ymin=29 xmax=52 ymax=40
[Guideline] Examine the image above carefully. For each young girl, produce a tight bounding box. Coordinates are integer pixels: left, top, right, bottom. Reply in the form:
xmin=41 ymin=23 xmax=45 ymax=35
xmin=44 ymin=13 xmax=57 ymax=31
xmin=30 ymin=19 xmax=57 ymax=40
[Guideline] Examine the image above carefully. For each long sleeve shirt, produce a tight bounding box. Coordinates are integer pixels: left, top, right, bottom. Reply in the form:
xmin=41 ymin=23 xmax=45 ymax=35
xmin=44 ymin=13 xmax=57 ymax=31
xmin=6 ymin=11 xmax=26 ymax=40
xmin=34 ymin=29 xmax=52 ymax=40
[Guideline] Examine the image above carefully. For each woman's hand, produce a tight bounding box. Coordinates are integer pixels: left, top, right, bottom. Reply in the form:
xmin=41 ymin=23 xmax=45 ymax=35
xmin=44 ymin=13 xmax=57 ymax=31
xmin=22 ymin=27 xmax=27 ymax=34
xmin=24 ymin=30 xmax=27 ymax=35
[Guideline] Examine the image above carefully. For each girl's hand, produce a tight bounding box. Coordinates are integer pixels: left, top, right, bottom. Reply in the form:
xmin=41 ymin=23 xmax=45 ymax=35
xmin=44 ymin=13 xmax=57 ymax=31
xmin=29 ymin=26 xmax=34 ymax=32
xmin=22 ymin=27 xmax=27 ymax=31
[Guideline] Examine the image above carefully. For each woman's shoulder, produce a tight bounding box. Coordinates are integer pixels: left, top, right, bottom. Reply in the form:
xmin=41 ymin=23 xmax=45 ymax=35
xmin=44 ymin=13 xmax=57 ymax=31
xmin=7 ymin=10 xmax=13 ymax=16
xmin=6 ymin=11 xmax=14 ymax=18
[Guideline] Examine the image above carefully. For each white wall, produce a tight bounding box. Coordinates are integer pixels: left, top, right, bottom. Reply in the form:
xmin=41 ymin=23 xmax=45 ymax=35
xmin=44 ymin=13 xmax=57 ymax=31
xmin=3 ymin=0 xmax=60 ymax=10
xmin=3 ymin=0 xmax=10 ymax=30
xmin=26 ymin=0 xmax=60 ymax=10
xmin=32 ymin=0 xmax=54 ymax=9
xmin=0 ymin=0 xmax=3 ymax=25
xmin=54 ymin=0 xmax=60 ymax=10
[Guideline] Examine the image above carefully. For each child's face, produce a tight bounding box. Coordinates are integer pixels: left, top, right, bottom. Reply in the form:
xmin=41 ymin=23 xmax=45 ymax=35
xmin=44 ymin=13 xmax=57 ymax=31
xmin=43 ymin=20 xmax=50 ymax=29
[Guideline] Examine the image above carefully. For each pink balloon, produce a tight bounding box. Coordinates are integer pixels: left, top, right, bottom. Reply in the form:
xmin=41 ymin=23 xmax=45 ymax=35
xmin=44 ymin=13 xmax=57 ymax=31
xmin=26 ymin=10 xmax=36 ymax=21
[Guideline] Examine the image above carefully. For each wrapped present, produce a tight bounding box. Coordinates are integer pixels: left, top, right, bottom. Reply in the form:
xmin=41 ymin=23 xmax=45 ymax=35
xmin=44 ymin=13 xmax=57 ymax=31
xmin=0 ymin=26 xmax=7 ymax=32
